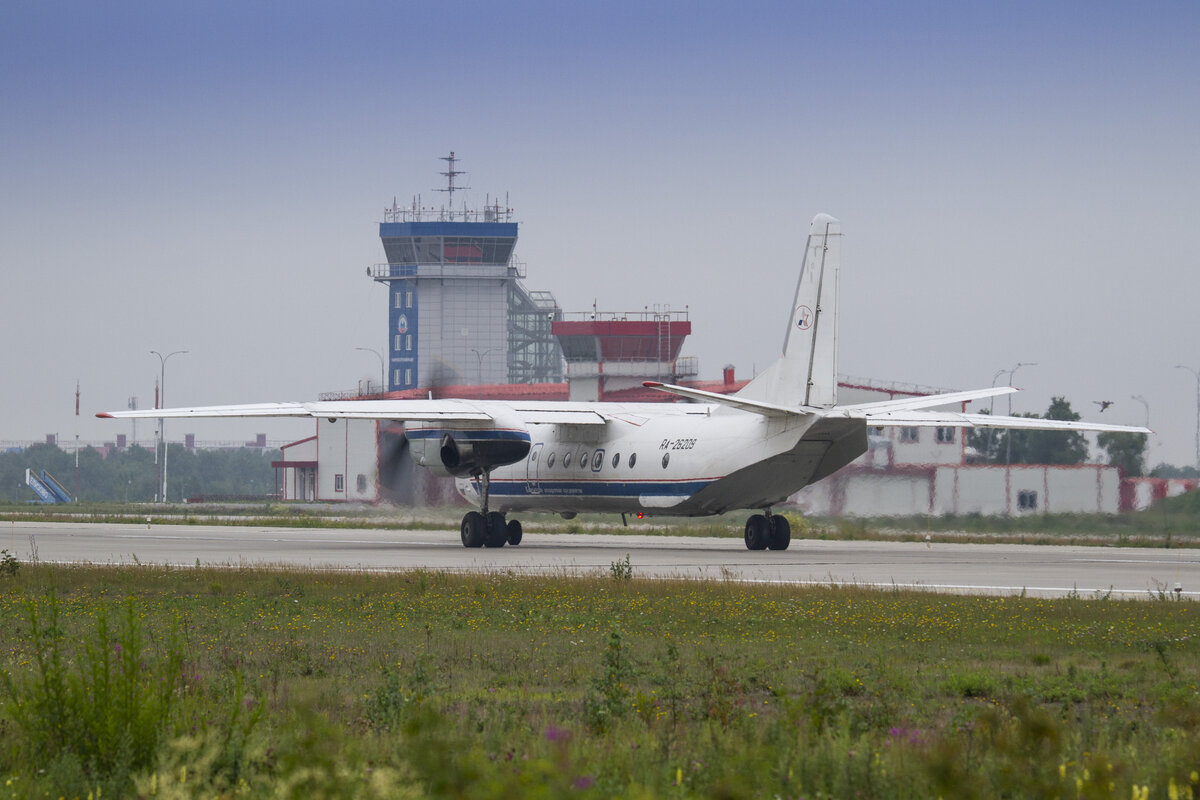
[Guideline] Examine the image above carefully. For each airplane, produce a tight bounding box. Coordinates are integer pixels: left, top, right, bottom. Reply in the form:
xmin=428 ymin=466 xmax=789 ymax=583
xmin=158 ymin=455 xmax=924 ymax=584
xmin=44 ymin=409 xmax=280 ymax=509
xmin=99 ymin=214 xmax=1150 ymax=551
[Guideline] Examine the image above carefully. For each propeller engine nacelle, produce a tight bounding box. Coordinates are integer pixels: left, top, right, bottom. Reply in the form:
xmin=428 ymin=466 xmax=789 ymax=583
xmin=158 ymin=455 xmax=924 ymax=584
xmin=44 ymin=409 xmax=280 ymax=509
xmin=406 ymin=413 xmax=531 ymax=478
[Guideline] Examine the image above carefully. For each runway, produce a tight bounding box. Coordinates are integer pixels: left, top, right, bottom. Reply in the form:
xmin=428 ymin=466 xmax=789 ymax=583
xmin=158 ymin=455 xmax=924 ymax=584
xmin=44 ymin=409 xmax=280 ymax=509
xmin=5 ymin=520 xmax=1198 ymax=599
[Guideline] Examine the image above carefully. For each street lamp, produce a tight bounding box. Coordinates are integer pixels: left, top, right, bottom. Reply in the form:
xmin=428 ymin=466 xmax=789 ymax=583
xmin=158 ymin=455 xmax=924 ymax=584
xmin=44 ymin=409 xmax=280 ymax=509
xmin=1131 ymin=394 xmax=1152 ymax=468
xmin=1175 ymin=365 xmax=1200 ymax=471
xmin=151 ymin=349 xmax=188 ymax=503
xmin=355 ymin=347 xmax=385 ymax=394
xmin=1004 ymin=362 xmax=1036 ymax=468
xmin=471 ymin=348 xmax=494 ymax=387
xmin=1131 ymin=394 xmax=1150 ymax=429
xmin=986 ymin=362 xmax=1035 ymax=460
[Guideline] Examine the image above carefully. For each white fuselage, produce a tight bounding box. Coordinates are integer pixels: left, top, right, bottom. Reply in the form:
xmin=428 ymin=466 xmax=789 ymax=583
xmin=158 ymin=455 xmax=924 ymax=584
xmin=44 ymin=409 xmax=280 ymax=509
xmin=427 ymin=400 xmax=841 ymax=517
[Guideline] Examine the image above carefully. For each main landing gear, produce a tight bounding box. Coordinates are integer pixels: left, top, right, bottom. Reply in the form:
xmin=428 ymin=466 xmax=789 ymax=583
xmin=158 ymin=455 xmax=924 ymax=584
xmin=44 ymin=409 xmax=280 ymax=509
xmin=460 ymin=469 xmax=523 ymax=548
xmin=744 ymin=510 xmax=790 ymax=551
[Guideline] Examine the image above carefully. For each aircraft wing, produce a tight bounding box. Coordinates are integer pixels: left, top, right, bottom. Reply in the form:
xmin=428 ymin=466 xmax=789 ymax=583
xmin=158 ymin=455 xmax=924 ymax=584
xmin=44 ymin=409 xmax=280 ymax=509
xmin=99 ymin=399 xmax=494 ymax=422
xmin=97 ymin=398 xmax=610 ymax=425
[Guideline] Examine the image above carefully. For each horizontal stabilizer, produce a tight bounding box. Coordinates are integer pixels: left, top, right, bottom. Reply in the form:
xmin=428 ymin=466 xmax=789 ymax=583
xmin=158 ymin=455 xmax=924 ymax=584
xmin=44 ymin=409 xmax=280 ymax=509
xmin=838 ymin=407 xmax=1151 ymax=434
xmin=643 ymin=381 xmax=810 ymax=418
xmin=837 ymin=386 xmax=1017 ymax=415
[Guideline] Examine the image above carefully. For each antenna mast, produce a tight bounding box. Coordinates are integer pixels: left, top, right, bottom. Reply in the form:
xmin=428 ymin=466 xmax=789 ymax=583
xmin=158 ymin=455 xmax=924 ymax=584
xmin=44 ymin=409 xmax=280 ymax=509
xmin=436 ymin=151 xmax=469 ymax=212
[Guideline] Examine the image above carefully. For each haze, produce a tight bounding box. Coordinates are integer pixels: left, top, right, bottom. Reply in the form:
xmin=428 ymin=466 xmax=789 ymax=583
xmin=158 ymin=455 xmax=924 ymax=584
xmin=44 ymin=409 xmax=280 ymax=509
xmin=2 ymin=1 xmax=1198 ymax=467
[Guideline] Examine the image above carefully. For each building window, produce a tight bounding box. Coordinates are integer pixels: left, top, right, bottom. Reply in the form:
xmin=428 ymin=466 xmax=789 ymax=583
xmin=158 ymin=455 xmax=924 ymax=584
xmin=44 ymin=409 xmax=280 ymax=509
xmin=1018 ymin=490 xmax=1038 ymax=511
xmin=356 ymin=474 xmax=368 ymax=492
xmin=394 ymin=334 xmax=402 ymax=352
xmin=394 ymin=292 xmax=403 ymax=309
xmin=405 ymin=334 xmax=412 ymax=351
xmin=393 ymin=369 xmax=402 ymax=386
xmin=404 ymin=368 xmax=412 ymax=385
xmin=334 ymin=474 xmax=345 ymax=492
xmin=900 ymin=427 xmax=919 ymax=443
xmin=936 ymin=427 xmax=956 ymax=444
xmin=406 ymin=291 xmax=414 ymax=308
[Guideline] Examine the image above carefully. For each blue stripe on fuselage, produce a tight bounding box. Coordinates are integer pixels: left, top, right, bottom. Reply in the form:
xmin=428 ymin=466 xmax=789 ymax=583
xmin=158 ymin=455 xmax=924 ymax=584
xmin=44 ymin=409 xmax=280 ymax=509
xmin=488 ymin=478 xmax=714 ymax=498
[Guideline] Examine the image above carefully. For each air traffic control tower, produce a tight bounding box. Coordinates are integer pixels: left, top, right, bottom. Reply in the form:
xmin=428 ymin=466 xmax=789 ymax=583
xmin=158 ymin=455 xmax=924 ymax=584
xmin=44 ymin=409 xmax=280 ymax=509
xmin=369 ymin=154 xmax=563 ymax=392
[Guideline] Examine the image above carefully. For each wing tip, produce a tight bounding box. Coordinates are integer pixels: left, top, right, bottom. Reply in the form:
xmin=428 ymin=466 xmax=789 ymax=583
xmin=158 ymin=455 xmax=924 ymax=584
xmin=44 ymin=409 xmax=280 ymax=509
xmin=642 ymin=381 xmax=664 ymax=388
xmin=95 ymin=412 xmax=114 ymax=419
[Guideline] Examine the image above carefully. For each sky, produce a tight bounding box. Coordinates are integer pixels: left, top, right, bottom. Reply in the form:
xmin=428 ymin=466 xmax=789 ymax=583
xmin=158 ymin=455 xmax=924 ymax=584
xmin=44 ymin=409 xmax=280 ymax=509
xmin=3 ymin=0 xmax=1199 ymax=467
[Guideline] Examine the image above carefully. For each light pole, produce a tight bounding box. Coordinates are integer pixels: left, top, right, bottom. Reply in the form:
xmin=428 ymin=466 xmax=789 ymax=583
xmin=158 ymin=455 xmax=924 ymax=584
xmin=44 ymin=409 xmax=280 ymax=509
xmin=471 ymin=348 xmax=494 ymax=387
xmin=1004 ymin=362 xmax=1036 ymax=467
xmin=152 ymin=349 xmax=188 ymax=503
xmin=1131 ymin=394 xmax=1150 ymax=429
xmin=1175 ymin=365 xmax=1200 ymax=471
xmin=355 ymin=347 xmax=385 ymax=394
xmin=1131 ymin=394 xmax=1152 ymax=469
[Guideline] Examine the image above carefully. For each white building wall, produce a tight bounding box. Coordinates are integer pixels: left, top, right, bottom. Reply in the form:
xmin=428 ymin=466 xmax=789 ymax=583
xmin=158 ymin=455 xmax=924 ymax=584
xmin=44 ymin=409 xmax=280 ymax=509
xmin=417 ymin=276 xmax=508 ymax=386
xmin=930 ymin=465 xmax=1119 ymax=515
xmin=315 ymin=419 xmax=380 ymax=502
xmin=841 ymin=473 xmax=931 ymax=515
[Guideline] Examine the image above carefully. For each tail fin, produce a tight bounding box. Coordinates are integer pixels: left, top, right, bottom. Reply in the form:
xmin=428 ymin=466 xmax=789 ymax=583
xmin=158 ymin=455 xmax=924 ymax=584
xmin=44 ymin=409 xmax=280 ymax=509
xmin=737 ymin=213 xmax=841 ymax=408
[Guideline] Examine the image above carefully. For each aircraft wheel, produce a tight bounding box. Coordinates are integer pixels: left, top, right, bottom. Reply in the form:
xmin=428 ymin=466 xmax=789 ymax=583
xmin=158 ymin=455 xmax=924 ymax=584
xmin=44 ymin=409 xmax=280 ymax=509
xmin=461 ymin=511 xmax=487 ymax=548
xmin=484 ymin=512 xmax=508 ymax=547
xmin=744 ymin=514 xmax=769 ymax=550
xmin=767 ymin=515 xmax=791 ymax=551
xmin=506 ymin=519 xmax=523 ymax=546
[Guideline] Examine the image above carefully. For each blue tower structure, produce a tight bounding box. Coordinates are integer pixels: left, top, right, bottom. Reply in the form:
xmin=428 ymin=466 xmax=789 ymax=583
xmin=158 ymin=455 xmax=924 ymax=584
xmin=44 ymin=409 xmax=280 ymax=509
xmin=370 ymin=154 xmax=563 ymax=392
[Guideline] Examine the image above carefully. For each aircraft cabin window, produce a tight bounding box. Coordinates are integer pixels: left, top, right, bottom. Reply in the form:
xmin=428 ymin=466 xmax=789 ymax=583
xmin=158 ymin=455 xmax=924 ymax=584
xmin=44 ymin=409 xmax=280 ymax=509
xmin=579 ymin=451 xmax=589 ymax=468
xmin=661 ymin=453 xmax=670 ymax=469
xmin=530 ymin=450 xmax=538 ymax=462
xmin=563 ymin=452 xmax=572 ymax=468
xmin=547 ymin=453 xmax=556 ymax=468
xmin=629 ymin=453 xmax=637 ymax=468
xmin=612 ymin=453 xmax=621 ymax=468
xmin=591 ymin=451 xmax=604 ymax=470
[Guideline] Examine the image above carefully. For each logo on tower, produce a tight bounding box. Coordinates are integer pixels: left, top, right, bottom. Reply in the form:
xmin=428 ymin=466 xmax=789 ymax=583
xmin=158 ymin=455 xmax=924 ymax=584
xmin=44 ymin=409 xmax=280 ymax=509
xmin=795 ymin=305 xmax=813 ymax=330
xmin=397 ymin=314 xmax=409 ymax=334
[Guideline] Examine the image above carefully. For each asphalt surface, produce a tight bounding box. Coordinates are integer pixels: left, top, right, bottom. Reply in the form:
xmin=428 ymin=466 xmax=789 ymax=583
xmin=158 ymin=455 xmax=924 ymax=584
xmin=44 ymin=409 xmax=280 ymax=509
xmin=4 ymin=520 xmax=1198 ymax=599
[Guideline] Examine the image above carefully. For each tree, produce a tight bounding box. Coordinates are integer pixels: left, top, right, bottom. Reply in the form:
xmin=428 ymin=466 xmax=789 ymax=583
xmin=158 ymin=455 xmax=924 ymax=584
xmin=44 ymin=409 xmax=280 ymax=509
xmin=965 ymin=397 xmax=1088 ymax=466
xmin=1097 ymin=431 xmax=1147 ymax=477
xmin=0 ymin=445 xmax=280 ymax=503
xmin=1024 ymin=397 xmax=1088 ymax=465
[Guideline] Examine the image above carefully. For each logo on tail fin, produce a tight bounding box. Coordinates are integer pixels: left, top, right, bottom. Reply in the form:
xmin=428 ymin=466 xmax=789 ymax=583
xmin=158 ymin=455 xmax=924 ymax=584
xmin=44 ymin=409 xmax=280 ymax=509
xmin=796 ymin=305 xmax=813 ymax=330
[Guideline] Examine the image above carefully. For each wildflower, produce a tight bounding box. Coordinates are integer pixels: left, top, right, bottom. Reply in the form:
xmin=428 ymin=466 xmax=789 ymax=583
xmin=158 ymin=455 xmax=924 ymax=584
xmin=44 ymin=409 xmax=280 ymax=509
xmin=545 ymin=726 xmax=571 ymax=742
xmin=573 ymin=776 xmax=595 ymax=790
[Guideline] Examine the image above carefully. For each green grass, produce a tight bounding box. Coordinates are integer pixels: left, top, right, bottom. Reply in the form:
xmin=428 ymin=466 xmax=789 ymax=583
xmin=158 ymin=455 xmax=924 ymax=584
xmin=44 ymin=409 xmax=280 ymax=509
xmin=1 ymin=562 xmax=1198 ymax=798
